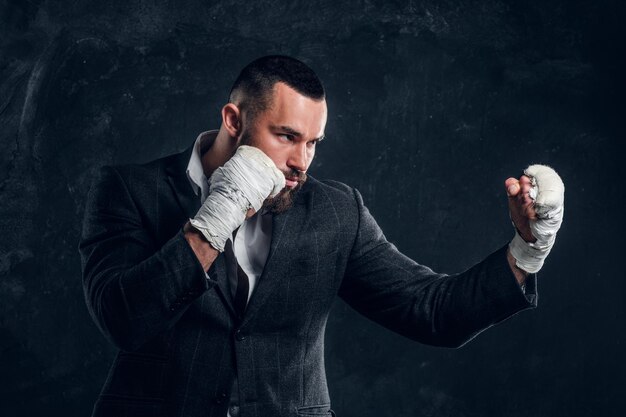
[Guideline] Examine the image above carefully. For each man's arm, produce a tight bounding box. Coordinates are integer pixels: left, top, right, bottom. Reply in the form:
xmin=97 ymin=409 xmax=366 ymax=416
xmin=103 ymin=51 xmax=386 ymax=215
xmin=183 ymin=220 xmax=219 ymax=271
xmin=79 ymin=146 xmax=284 ymax=352
xmin=339 ymin=187 xmax=536 ymax=349
xmin=339 ymin=166 xmax=562 ymax=348
xmin=79 ymin=166 xmax=215 ymax=352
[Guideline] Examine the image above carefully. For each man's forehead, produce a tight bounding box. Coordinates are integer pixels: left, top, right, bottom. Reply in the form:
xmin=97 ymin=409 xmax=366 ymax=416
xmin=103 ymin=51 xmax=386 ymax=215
xmin=265 ymin=83 xmax=327 ymax=133
xmin=271 ymin=82 xmax=325 ymax=105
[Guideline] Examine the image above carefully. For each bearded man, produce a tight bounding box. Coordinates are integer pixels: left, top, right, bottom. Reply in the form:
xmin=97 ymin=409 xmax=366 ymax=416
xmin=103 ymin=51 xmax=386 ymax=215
xmin=79 ymin=55 xmax=564 ymax=417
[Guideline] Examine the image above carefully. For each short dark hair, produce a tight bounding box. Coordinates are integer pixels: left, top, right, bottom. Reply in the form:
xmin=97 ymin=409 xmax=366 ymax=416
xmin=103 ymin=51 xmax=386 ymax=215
xmin=228 ymin=55 xmax=325 ymax=120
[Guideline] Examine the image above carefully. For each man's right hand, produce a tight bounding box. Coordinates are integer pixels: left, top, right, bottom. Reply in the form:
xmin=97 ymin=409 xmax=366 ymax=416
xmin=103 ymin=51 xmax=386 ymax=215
xmin=188 ymin=145 xmax=285 ymax=252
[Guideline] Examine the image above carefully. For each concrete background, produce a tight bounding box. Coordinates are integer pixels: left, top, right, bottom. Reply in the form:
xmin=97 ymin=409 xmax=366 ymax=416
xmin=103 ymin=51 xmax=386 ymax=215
xmin=1 ymin=0 xmax=624 ymax=415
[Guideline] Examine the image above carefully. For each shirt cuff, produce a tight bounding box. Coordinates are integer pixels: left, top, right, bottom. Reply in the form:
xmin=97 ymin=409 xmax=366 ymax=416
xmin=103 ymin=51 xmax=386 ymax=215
xmin=521 ymin=273 xmax=538 ymax=305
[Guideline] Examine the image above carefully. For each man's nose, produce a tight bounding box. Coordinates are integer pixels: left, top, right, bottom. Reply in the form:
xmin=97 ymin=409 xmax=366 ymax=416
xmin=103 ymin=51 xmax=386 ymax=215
xmin=287 ymin=143 xmax=307 ymax=172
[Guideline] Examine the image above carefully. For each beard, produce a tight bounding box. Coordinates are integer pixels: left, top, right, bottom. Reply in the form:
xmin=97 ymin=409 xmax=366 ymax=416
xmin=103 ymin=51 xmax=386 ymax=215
xmin=261 ymin=170 xmax=306 ymax=214
xmin=239 ymin=129 xmax=307 ymax=214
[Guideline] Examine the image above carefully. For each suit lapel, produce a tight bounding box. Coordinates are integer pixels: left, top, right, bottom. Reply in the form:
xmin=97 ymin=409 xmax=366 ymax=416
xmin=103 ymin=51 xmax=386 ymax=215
xmin=164 ymin=143 xmax=200 ymax=220
xmin=164 ymin=141 xmax=237 ymax=319
xmin=240 ymin=182 xmax=313 ymax=327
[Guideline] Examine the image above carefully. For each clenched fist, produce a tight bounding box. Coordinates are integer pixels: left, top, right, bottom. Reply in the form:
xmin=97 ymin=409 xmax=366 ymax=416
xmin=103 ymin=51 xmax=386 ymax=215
xmin=506 ymin=164 xmax=565 ymax=273
xmin=189 ymin=145 xmax=285 ymax=252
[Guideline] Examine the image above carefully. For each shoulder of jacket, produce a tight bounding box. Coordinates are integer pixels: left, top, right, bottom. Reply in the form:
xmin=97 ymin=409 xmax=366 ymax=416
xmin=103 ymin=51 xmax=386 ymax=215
xmin=306 ymin=176 xmax=355 ymax=198
xmin=300 ymin=177 xmax=366 ymax=221
xmin=96 ymin=151 xmax=179 ymax=181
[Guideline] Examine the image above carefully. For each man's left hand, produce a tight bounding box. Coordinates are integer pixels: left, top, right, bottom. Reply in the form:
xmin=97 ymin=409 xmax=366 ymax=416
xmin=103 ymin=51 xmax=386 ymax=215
xmin=506 ymin=165 xmax=565 ymax=274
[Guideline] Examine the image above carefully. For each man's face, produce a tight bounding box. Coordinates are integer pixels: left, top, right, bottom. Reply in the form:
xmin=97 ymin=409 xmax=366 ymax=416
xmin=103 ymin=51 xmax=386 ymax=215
xmin=238 ymin=82 xmax=327 ymax=213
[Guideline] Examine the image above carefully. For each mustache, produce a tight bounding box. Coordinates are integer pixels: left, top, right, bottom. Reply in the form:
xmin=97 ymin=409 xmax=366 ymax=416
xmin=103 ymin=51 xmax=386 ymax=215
xmin=263 ymin=169 xmax=306 ymax=214
xmin=282 ymin=169 xmax=307 ymax=184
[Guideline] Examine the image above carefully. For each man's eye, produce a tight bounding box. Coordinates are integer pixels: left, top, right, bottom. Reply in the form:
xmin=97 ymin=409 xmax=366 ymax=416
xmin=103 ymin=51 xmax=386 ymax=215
xmin=307 ymin=140 xmax=318 ymax=147
xmin=279 ymin=134 xmax=294 ymax=141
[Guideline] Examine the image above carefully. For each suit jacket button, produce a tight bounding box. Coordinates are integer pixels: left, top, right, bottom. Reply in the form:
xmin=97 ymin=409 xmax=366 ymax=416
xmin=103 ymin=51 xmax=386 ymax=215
xmin=235 ymin=330 xmax=246 ymax=341
xmin=215 ymin=392 xmax=227 ymax=404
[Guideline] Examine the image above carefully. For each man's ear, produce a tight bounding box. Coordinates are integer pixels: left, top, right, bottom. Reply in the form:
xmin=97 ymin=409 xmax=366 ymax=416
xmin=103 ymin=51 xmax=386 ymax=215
xmin=221 ymin=103 xmax=242 ymax=138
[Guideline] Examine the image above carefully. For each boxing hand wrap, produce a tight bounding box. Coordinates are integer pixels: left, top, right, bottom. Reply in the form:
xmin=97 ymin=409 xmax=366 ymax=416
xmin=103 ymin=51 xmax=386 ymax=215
xmin=189 ymin=145 xmax=285 ymax=252
xmin=509 ymin=164 xmax=565 ymax=273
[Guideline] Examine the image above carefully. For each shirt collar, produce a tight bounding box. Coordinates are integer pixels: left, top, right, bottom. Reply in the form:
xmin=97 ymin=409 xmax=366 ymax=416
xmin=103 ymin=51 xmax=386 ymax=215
xmin=186 ymin=130 xmax=218 ymax=203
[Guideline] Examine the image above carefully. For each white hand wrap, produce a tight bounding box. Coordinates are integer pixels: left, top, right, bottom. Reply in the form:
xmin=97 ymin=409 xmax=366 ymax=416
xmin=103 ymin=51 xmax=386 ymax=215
xmin=509 ymin=164 xmax=564 ymax=273
xmin=189 ymin=145 xmax=285 ymax=252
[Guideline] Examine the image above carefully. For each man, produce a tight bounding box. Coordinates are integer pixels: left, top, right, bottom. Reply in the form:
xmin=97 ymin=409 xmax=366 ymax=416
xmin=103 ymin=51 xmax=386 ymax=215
xmin=79 ymin=55 xmax=564 ymax=417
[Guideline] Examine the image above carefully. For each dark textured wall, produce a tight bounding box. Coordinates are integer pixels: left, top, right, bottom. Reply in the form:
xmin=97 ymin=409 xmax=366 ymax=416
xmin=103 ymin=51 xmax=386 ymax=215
xmin=1 ymin=0 xmax=624 ymax=416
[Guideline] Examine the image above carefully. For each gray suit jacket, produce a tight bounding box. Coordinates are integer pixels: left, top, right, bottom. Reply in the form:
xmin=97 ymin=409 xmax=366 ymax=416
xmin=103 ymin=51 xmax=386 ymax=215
xmin=79 ymin=141 xmax=537 ymax=417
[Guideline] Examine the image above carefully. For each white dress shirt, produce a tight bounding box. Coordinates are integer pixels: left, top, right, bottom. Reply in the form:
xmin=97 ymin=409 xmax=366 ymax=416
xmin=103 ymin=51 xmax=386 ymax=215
xmin=186 ymin=130 xmax=272 ymax=304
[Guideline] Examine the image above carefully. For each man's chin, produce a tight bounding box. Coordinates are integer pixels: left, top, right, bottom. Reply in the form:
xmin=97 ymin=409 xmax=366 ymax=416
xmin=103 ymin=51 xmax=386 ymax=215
xmin=262 ymin=179 xmax=306 ymax=214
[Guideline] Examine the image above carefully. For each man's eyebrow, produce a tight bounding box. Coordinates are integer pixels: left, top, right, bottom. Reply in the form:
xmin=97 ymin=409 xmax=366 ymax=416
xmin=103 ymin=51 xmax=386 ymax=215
xmin=273 ymin=125 xmax=325 ymax=141
xmin=273 ymin=125 xmax=302 ymax=137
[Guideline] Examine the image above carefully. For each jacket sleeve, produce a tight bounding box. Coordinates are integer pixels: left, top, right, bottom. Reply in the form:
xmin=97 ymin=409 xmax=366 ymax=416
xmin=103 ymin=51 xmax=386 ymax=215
xmin=338 ymin=188 xmax=537 ymax=348
xmin=78 ymin=165 xmax=214 ymax=351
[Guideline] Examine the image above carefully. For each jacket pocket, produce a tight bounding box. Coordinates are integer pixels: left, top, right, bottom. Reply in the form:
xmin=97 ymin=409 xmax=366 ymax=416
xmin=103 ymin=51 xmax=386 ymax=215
xmin=297 ymin=403 xmax=336 ymax=416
